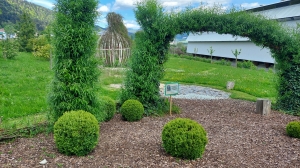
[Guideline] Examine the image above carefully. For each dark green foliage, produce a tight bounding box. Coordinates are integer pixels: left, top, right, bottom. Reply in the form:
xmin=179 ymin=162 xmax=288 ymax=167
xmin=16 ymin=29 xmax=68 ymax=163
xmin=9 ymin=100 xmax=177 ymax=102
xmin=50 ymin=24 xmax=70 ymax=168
xmin=53 ymin=110 xmax=99 ymax=156
xmin=274 ymin=25 xmax=300 ymax=115
xmin=276 ymin=64 xmax=300 ymax=115
xmin=3 ymin=22 xmax=16 ymax=37
xmin=0 ymin=0 xmax=18 ymax=27
xmin=17 ymin=12 xmax=36 ymax=52
xmin=120 ymin=0 xmax=173 ymax=113
xmin=286 ymin=121 xmax=300 ymax=138
xmin=99 ymin=96 xmax=116 ymax=122
xmin=120 ymin=99 xmax=144 ymax=122
xmin=122 ymin=0 xmax=300 ymax=114
xmin=162 ymin=118 xmax=208 ymax=160
xmin=120 ymin=30 xmax=167 ymax=115
xmin=48 ymin=0 xmax=103 ymax=123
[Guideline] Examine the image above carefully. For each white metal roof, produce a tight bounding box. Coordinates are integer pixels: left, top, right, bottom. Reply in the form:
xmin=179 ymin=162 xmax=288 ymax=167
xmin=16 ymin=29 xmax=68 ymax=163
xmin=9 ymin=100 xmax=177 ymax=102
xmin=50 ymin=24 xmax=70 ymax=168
xmin=186 ymin=32 xmax=249 ymax=42
xmin=186 ymin=2 xmax=300 ymax=42
xmin=256 ymin=3 xmax=300 ymax=20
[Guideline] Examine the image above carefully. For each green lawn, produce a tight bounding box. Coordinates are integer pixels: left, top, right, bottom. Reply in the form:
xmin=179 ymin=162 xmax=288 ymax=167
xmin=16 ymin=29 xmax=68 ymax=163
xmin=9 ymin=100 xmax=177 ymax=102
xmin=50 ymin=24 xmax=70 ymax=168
xmin=0 ymin=52 xmax=52 ymax=121
xmin=163 ymin=55 xmax=277 ymax=101
xmin=0 ymin=53 xmax=278 ymax=130
xmin=98 ymin=67 xmax=125 ymax=100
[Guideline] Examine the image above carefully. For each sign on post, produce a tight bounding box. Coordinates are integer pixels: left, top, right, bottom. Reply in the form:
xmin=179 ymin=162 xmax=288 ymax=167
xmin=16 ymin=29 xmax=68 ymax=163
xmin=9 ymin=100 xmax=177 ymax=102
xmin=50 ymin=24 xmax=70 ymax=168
xmin=164 ymin=82 xmax=179 ymax=115
xmin=165 ymin=82 xmax=179 ymax=96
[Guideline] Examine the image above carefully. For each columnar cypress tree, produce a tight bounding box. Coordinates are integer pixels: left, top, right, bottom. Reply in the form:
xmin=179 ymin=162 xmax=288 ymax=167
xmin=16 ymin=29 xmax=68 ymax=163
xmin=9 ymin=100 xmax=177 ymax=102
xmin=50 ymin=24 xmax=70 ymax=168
xmin=49 ymin=0 xmax=104 ymax=122
xmin=120 ymin=0 xmax=175 ymax=114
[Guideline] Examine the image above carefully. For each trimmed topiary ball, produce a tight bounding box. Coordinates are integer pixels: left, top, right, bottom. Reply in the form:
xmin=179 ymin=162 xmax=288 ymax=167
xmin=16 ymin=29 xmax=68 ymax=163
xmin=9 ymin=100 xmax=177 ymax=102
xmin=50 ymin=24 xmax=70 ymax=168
xmin=99 ymin=96 xmax=116 ymax=122
xmin=54 ymin=110 xmax=99 ymax=156
xmin=120 ymin=99 xmax=144 ymax=122
xmin=286 ymin=121 xmax=300 ymax=138
xmin=162 ymin=118 xmax=208 ymax=160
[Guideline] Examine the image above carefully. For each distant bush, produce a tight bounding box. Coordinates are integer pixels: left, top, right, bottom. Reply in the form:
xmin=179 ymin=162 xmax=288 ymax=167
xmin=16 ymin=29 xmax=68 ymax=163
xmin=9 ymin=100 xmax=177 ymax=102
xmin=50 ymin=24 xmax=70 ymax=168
xmin=286 ymin=121 xmax=300 ymax=138
xmin=120 ymin=99 xmax=144 ymax=122
xmin=169 ymin=42 xmax=187 ymax=55
xmin=54 ymin=110 xmax=99 ymax=156
xmin=99 ymin=96 xmax=116 ymax=122
xmin=238 ymin=60 xmax=257 ymax=70
xmin=215 ymin=59 xmax=231 ymax=66
xmin=1 ymin=38 xmax=19 ymax=59
xmin=31 ymin=35 xmax=51 ymax=59
xmin=33 ymin=44 xmax=51 ymax=59
xmin=171 ymin=54 xmax=211 ymax=63
xmin=162 ymin=118 xmax=208 ymax=160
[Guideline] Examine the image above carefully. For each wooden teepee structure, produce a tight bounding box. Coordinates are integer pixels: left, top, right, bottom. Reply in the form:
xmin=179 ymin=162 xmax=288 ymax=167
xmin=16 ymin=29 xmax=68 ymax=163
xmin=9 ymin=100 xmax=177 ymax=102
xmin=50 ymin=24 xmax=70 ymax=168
xmin=98 ymin=12 xmax=131 ymax=67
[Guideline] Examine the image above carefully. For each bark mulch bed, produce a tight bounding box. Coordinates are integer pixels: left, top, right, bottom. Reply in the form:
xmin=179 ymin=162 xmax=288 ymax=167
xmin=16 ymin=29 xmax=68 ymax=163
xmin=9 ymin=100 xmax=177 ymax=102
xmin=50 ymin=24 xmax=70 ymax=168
xmin=1 ymin=99 xmax=299 ymax=167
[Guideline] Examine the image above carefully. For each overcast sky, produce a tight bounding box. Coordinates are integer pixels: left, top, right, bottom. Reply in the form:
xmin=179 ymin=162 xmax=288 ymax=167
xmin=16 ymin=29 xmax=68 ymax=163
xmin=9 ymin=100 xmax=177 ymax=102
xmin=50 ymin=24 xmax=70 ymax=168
xmin=26 ymin=0 xmax=282 ymax=29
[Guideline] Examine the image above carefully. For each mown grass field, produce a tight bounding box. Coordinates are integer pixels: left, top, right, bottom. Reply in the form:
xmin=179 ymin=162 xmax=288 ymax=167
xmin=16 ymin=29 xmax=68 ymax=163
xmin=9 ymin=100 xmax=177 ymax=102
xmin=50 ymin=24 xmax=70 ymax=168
xmin=0 ymin=52 xmax=278 ymax=130
xmin=0 ymin=52 xmax=52 ymax=121
xmin=163 ymin=55 xmax=277 ymax=101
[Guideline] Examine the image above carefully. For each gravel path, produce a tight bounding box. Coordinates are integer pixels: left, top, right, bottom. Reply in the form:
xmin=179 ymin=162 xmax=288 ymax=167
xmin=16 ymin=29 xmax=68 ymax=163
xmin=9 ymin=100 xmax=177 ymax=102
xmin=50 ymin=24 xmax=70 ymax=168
xmin=159 ymin=84 xmax=230 ymax=99
xmin=110 ymin=83 xmax=231 ymax=100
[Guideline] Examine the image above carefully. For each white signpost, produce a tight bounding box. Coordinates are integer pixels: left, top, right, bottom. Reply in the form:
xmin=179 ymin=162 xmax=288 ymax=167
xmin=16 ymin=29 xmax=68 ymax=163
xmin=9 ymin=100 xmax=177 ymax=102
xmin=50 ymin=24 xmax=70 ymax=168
xmin=165 ymin=82 xmax=179 ymax=115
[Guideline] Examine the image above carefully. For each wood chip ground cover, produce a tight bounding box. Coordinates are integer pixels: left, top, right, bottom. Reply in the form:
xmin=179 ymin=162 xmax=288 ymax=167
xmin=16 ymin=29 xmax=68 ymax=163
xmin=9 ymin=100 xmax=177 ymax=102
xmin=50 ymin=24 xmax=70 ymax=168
xmin=0 ymin=99 xmax=299 ymax=167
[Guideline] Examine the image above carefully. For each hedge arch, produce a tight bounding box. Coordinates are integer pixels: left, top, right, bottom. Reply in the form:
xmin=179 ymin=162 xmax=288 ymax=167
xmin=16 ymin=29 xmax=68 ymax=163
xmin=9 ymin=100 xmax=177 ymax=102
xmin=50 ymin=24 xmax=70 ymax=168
xmin=120 ymin=0 xmax=300 ymax=115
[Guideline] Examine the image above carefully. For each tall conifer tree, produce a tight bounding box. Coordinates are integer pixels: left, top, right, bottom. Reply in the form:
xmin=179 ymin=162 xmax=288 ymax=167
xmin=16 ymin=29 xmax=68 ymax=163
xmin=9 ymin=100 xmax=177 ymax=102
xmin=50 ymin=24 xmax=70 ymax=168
xmin=17 ymin=12 xmax=35 ymax=52
xmin=49 ymin=0 xmax=104 ymax=122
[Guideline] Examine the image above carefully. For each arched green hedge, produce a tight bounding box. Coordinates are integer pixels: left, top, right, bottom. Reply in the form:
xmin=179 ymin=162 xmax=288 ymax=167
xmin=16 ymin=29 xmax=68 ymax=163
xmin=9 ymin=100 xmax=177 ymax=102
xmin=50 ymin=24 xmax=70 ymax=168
xmin=121 ymin=0 xmax=300 ymax=115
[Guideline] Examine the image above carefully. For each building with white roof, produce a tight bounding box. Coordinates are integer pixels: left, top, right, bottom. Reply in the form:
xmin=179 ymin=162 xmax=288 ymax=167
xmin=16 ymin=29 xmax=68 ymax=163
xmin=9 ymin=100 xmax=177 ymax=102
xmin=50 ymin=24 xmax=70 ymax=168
xmin=0 ymin=28 xmax=6 ymax=40
xmin=186 ymin=0 xmax=300 ymax=66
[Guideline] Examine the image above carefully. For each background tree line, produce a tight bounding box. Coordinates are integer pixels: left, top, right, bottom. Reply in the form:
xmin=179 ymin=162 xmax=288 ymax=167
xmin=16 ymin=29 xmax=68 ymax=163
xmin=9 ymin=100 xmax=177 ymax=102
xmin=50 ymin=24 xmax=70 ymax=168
xmin=0 ymin=0 xmax=53 ymax=59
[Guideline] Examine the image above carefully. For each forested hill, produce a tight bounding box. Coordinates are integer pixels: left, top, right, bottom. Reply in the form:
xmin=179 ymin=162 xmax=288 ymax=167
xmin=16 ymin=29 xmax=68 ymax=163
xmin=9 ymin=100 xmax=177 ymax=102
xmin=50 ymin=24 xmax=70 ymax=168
xmin=0 ymin=0 xmax=53 ymax=31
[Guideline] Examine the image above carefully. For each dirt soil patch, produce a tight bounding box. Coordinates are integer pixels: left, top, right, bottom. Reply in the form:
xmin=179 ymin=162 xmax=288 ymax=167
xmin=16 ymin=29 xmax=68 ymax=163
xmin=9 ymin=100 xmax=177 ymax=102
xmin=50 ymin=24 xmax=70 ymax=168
xmin=1 ymin=99 xmax=299 ymax=167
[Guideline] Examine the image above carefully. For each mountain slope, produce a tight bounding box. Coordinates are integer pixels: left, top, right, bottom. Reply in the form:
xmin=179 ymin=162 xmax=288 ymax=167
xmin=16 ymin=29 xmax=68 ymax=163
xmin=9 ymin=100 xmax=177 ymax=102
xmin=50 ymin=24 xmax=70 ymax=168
xmin=0 ymin=0 xmax=53 ymax=31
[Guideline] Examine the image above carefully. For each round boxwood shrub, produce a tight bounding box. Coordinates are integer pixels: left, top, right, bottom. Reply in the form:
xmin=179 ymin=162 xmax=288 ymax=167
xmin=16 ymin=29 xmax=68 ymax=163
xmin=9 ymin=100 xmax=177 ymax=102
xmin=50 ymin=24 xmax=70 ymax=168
xmin=54 ymin=110 xmax=99 ymax=156
xmin=286 ymin=121 xmax=300 ymax=138
xmin=99 ymin=96 xmax=116 ymax=122
xmin=162 ymin=118 xmax=208 ymax=160
xmin=120 ymin=99 xmax=144 ymax=122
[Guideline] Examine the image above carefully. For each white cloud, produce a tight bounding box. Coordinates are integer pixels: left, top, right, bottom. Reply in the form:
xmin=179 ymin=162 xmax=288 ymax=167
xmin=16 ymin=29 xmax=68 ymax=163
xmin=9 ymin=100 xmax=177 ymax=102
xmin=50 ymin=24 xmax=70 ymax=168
xmin=161 ymin=0 xmax=230 ymax=8
xmin=112 ymin=0 xmax=232 ymax=11
xmin=162 ymin=2 xmax=179 ymax=7
xmin=113 ymin=0 xmax=140 ymax=10
xmin=98 ymin=5 xmax=110 ymax=12
xmin=96 ymin=17 xmax=108 ymax=28
xmin=124 ymin=20 xmax=140 ymax=29
xmin=96 ymin=19 xmax=140 ymax=30
xmin=240 ymin=3 xmax=260 ymax=9
xmin=26 ymin=0 xmax=54 ymax=9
